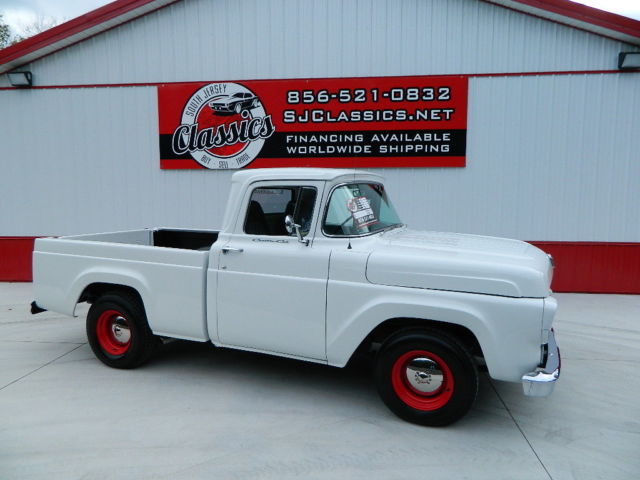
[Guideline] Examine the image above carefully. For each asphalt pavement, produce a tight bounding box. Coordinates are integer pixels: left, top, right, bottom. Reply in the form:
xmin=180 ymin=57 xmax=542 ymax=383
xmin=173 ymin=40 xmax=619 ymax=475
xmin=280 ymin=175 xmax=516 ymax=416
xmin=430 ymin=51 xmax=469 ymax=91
xmin=1 ymin=283 xmax=639 ymax=480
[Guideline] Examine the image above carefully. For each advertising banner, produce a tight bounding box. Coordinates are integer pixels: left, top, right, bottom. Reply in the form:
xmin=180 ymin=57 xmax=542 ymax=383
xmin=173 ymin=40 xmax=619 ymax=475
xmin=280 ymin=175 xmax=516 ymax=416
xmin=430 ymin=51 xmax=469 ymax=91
xmin=158 ymin=75 xmax=467 ymax=170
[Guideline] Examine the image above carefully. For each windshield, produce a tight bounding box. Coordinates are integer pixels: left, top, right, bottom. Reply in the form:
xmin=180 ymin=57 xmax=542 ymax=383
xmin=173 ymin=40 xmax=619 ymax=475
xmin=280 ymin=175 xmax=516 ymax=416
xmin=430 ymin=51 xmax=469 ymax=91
xmin=323 ymin=183 xmax=402 ymax=236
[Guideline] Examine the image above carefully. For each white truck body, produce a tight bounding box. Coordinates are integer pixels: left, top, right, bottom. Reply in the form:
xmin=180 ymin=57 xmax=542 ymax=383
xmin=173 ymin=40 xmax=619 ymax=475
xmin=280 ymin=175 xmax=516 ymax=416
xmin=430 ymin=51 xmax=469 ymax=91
xmin=32 ymin=168 xmax=560 ymax=424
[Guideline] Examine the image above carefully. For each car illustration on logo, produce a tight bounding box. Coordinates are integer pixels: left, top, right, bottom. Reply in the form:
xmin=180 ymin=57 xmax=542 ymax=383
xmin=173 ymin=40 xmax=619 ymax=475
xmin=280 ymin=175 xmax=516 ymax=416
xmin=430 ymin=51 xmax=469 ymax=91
xmin=208 ymin=92 xmax=259 ymax=115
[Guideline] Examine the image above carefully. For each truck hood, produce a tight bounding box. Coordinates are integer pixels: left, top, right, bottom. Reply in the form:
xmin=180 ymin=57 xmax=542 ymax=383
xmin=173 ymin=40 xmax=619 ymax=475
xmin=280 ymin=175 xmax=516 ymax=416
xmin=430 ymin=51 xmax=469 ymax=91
xmin=365 ymin=228 xmax=553 ymax=298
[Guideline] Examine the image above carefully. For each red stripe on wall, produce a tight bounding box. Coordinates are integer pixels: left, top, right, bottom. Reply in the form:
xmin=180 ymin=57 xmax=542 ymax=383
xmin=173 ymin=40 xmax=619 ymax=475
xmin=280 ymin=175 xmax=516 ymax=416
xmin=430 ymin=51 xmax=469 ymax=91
xmin=2 ymin=70 xmax=639 ymax=92
xmin=529 ymin=242 xmax=640 ymax=294
xmin=160 ymin=157 xmax=467 ymax=170
xmin=245 ymin=157 xmax=467 ymax=169
xmin=1 ymin=237 xmax=638 ymax=293
xmin=0 ymin=237 xmax=37 ymax=282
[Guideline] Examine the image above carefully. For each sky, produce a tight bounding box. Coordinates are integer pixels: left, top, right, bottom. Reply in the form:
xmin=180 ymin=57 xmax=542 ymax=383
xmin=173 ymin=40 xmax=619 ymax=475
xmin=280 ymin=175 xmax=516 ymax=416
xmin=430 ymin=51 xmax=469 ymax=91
xmin=1 ymin=0 xmax=109 ymax=35
xmin=1 ymin=0 xmax=639 ymax=37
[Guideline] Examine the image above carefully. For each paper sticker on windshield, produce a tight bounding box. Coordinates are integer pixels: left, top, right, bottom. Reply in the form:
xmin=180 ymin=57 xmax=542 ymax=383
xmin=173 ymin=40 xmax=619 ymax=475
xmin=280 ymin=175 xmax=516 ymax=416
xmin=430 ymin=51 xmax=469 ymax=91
xmin=347 ymin=197 xmax=378 ymax=229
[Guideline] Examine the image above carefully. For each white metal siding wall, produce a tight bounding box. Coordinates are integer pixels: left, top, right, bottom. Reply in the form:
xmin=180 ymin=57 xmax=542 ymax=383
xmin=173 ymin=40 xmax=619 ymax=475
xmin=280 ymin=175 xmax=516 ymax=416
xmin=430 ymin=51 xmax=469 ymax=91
xmin=0 ymin=87 xmax=234 ymax=236
xmin=23 ymin=0 xmax=638 ymax=87
xmin=389 ymin=73 xmax=640 ymax=242
xmin=1 ymin=73 xmax=638 ymax=241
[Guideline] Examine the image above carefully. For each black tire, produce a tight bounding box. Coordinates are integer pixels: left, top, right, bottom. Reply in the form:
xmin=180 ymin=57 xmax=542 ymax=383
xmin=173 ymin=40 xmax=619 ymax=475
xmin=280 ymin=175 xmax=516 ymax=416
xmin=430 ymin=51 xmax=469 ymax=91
xmin=375 ymin=329 xmax=478 ymax=426
xmin=234 ymin=102 xmax=242 ymax=114
xmin=86 ymin=292 xmax=157 ymax=369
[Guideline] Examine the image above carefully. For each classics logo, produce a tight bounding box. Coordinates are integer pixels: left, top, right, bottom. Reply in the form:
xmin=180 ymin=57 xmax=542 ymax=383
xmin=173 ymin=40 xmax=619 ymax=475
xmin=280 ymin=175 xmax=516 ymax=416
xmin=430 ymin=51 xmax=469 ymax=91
xmin=171 ymin=82 xmax=275 ymax=169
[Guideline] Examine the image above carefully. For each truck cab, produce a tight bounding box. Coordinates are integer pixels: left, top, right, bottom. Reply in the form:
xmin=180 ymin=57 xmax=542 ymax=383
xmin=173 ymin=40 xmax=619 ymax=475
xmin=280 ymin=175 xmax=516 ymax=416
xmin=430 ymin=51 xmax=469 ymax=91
xmin=209 ymin=169 xmax=396 ymax=361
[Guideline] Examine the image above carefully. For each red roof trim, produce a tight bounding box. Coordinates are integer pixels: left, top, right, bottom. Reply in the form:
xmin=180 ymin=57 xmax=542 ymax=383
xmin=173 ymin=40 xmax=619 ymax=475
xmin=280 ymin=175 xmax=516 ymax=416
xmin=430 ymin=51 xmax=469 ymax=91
xmin=0 ymin=0 xmax=168 ymax=66
xmin=507 ymin=0 xmax=640 ymax=38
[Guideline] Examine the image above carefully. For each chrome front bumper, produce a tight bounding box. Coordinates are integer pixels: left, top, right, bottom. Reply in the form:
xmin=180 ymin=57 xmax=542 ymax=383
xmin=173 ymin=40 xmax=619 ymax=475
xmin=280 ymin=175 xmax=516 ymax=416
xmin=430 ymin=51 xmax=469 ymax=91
xmin=522 ymin=329 xmax=561 ymax=397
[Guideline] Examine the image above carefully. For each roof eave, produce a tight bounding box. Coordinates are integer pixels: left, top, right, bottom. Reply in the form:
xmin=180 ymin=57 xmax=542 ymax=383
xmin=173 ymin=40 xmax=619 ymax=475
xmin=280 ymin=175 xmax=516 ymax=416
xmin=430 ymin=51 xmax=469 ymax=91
xmin=0 ymin=0 xmax=180 ymax=74
xmin=485 ymin=0 xmax=640 ymax=46
xmin=1 ymin=0 xmax=638 ymax=77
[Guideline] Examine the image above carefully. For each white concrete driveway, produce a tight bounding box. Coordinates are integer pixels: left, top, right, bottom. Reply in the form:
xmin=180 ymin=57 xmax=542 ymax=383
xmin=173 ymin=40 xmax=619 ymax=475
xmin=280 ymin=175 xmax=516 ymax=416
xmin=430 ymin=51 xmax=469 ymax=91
xmin=1 ymin=283 xmax=638 ymax=479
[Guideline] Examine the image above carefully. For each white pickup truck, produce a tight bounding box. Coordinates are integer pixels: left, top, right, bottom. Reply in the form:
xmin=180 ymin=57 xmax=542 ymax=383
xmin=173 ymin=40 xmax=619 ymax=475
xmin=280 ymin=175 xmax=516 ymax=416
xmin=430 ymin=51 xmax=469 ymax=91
xmin=32 ymin=168 xmax=560 ymax=426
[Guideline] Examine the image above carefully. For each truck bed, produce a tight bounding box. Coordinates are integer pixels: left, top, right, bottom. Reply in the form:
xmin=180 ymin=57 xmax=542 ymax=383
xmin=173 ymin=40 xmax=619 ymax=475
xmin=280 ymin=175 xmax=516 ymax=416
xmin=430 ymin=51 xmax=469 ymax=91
xmin=68 ymin=228 xmax=219 ymax=250
xmin=32 ymin=228 xmax=220 ymax=342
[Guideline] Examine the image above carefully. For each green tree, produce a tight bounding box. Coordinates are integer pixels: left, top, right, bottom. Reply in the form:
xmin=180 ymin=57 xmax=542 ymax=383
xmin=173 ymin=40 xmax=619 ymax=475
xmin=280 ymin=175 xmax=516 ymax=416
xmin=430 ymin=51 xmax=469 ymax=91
xmin=0 ymin=14 xmax=11 ymax=49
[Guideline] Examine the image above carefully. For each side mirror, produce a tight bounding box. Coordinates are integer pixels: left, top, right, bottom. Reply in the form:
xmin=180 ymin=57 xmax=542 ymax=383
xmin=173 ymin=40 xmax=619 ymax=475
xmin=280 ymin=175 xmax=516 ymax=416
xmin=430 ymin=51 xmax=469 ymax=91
xmin=285 ymin=215 xmax=309 ymax=246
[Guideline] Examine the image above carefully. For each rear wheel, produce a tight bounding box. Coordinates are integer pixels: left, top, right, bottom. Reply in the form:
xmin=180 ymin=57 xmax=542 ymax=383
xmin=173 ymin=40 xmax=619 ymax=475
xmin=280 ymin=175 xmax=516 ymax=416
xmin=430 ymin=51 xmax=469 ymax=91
xmin=375 ymin=329 xmax=478 ymax=426
xmin=87 ymin=292 xmax=157 ymax=369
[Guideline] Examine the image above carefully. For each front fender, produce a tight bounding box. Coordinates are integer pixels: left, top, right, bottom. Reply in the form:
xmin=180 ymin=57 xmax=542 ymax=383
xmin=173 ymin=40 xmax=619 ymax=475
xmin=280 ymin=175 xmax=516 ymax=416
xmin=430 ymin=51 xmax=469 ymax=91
xmin=326 ymin=285 xmax=493 ymax=366
xmin=326 ymin=282 xmax=544 ymax=382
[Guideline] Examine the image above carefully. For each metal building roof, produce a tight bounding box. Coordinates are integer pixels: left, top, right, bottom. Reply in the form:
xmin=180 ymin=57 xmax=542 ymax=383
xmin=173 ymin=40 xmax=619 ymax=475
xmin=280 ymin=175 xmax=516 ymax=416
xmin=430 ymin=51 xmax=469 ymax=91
xmin=0 ymin=0 xmax=639 ymax=74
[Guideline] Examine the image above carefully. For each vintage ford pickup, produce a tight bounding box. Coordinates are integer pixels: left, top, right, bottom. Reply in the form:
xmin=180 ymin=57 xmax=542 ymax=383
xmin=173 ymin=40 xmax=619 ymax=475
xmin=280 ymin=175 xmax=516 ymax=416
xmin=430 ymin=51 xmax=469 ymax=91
xmin=32 ymin=168 xmax=560 ymax=426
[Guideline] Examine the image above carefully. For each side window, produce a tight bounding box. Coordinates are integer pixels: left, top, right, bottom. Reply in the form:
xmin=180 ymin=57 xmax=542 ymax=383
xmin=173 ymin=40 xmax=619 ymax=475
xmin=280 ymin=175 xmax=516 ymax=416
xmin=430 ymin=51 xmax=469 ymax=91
xmin=244 ymin=186 xmax=317 ymax=236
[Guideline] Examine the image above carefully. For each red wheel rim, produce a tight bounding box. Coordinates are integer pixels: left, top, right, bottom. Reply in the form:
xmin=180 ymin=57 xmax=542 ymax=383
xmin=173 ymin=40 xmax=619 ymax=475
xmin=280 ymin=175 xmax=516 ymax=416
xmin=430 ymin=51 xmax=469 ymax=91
xmin=391 ymin=350 xmax=454 ymax=411
xmin=96 ymin=310 xmax=132 ymax=356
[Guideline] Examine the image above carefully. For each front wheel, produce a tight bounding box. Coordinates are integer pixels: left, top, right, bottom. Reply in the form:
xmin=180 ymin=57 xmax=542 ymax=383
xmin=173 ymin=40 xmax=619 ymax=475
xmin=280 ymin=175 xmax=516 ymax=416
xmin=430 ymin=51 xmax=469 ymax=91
xmin=375 ymin=330 xmax=478 ymax=426
xmin=87 ymin=292 xmax=157 ymax=369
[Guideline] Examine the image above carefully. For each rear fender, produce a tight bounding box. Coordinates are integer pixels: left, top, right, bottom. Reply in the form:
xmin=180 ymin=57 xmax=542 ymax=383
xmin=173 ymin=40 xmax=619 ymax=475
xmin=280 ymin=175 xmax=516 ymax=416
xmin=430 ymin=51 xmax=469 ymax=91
xmin=69 ymin=268 xmax=152 ymax=320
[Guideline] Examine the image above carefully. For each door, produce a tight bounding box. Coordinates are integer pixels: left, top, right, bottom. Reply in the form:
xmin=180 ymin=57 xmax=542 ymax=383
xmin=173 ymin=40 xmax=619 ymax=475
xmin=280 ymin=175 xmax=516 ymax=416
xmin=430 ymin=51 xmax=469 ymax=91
xmin=216 ymin=181 xmax=328 ymax=360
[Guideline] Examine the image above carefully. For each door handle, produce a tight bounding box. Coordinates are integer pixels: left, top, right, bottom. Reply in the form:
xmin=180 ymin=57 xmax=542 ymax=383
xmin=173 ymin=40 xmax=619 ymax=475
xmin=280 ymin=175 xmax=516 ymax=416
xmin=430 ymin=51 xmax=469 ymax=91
xmin=222 ymin=247 xmax=244 ymax=254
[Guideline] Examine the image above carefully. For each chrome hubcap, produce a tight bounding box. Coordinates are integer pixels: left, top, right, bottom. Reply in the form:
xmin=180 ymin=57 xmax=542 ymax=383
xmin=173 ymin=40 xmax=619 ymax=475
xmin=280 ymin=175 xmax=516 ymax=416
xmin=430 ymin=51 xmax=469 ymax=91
xmin=111 ymin=316 xmax=131 ymax=344
xmin=405 ymin=357 xmax=444 ymax=393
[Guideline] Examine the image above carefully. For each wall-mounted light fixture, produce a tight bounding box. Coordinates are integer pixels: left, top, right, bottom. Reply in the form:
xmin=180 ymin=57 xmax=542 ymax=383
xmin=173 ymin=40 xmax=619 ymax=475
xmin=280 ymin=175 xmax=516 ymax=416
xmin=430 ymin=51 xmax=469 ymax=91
xmin=7 ymin=71 xmax=33 ymax=87
xmin=618 ymin=52 xmax=640 ymax=70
